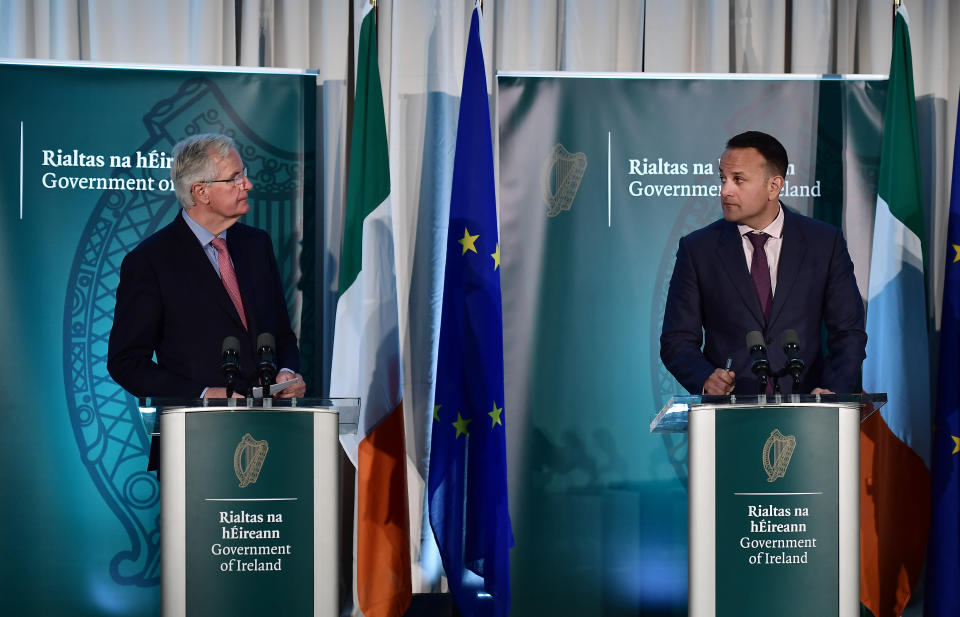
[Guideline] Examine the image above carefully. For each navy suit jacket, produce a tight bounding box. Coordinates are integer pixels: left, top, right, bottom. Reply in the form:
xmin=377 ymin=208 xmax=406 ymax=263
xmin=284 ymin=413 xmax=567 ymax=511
xmin=660 ymin=207 xmax=866 ymax=395
xmin=108 ymin=211 xmax=299 ymax=398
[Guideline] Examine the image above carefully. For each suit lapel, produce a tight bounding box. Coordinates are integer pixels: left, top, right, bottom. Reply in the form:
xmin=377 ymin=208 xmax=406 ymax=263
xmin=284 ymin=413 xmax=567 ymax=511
xmin=717 ymin=221 xmax=766 ymax=326
xmin=173 ymin=213 xmax=248 ymax=332
xmin=768 ymin=208 xmax=807 ymax=328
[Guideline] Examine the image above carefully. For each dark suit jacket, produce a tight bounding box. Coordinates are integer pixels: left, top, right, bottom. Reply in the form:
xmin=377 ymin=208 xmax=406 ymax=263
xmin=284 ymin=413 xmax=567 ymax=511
xmin=660 ymin=206 xmax=866 ymax=395
xmin=108 ymin=211 xmax=300 ymax=398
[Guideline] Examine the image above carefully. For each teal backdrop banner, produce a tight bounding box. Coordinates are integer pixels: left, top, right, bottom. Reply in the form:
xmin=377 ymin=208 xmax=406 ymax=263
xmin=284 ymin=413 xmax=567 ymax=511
xmin=0 ymin=66 xmax=888 ymax=616
xmin=497 ymin=74 xmax=885 ymax=616
xmin=0 ymin=61 xmax=316 ymax=616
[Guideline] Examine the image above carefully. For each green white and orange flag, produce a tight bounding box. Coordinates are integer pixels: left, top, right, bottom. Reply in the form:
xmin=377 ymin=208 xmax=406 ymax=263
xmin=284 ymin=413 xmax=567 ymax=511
xmin=329 ymin=3 xmax=411 ymax=616
xmin=860 ymin=4 xmax=930 ymax=616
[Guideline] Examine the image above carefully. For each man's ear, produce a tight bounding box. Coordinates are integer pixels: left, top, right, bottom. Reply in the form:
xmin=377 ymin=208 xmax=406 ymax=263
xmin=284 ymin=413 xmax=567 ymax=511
xmin=768 ymin=175 xmax=784 ymax=198
xmin=191 ymin=182 xmax=208 ymax=206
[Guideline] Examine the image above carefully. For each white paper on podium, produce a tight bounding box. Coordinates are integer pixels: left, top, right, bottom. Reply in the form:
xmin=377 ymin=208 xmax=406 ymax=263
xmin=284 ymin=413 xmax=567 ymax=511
xmin=250 ymin=378 xmax=298 ymax=399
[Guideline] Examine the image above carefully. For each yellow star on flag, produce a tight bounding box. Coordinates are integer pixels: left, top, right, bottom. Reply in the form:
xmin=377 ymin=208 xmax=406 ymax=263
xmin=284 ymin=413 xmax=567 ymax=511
xmin=491 ymin=243 xmax=501 ymax=271
xmin=952 ymin=435 xmax=960 ymax=455
xmin=459 ymin=227 xmax=479 ymax=255
xmin=453 ymin=412 xmax=472 ymax=438
xmin=489 ymin=402 xmax=503 ymax=427
xmin=953 ymin=244 xmax=960 ymax=263
xmin=433 ymin=404 xmax=442 ymax=422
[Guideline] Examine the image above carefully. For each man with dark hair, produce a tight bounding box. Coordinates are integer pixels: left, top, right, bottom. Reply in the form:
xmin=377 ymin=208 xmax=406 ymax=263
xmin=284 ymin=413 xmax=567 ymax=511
xmin=108 ymin=133 xmax=306 ymax=399
xmin=724 ymin=130 xmax=789 ymax=178
xmin=660 ymin=131 xmax=866 ymax=395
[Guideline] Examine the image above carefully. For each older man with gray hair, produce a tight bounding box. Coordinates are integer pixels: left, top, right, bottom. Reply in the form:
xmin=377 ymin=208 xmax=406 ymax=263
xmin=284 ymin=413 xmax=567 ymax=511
xmin=108 ymin=133 xmax=305 ymax=403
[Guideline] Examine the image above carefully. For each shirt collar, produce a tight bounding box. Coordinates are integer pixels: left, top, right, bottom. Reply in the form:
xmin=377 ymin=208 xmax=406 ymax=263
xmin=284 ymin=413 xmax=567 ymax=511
xmin=738 ymin=203 xmax=784 ymax=239
xmin=181 ymin=208 xmax=227 ymax=246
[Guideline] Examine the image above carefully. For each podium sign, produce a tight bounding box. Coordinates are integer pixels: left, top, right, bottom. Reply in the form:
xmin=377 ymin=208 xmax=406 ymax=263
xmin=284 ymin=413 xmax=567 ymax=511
xmin=653 ymin=394 xmax=882 ymax=617
xmin=184 ymin=411 xmax=314 ymax=615
xmin=144 ymin=399 xmax=358 ymax=617
xmin=713 ymin=405 xmax=841 ymax=615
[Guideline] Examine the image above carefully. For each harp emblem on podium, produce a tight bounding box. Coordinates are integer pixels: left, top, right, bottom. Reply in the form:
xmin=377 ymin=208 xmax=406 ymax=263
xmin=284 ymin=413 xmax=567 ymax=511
xmin=234 ymin=433 xmax=269 ymax=488
xmin=541 ymin=143 xmax=587 ymax=217
xmin=762 ymin=429 xmax=796 ymax=482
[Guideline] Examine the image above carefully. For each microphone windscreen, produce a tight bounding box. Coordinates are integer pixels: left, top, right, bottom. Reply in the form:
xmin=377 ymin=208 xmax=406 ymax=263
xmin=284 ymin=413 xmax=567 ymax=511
xmin=746 ymin=330 xmax=765 ymax=350
xmin=256 ymin=332 xmax=276 ymax=351
xmin=782 ymin=329 xmax=800 ymax=347
xmin=222 ymin=335 xmax=241 ymax=355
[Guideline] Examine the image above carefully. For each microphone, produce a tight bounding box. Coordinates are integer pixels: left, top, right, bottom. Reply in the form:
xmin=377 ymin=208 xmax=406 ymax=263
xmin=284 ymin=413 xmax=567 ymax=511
xmin=746 ymin=330 xmax=772 ymax=395
xmin=781 ymin=329 xmax=805 ymax=394
xmin=221 ymin=336 xmax=241 ymax=398
xmin=256 ymin=332 xmax=278 ymax=391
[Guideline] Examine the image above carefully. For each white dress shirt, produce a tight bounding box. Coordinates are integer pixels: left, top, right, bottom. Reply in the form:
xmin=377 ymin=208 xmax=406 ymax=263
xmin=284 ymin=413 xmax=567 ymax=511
xmin=738 ymin=204 xmax=784 ymax=296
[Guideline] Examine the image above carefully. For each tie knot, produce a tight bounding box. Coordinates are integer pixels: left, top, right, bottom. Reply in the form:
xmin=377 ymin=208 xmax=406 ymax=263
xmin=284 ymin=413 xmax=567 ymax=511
xmin=210 ymin=237 xmax=227 ymax=252
xmin=747 ymin=232 xmax=769 ymax=250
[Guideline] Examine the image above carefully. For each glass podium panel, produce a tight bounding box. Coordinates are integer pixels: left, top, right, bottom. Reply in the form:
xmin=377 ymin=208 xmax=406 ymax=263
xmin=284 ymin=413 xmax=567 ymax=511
xmin=138 ymin=397 xmax=360 ymax=436
xmin=650 ymin=393 xmax=887 ymax=433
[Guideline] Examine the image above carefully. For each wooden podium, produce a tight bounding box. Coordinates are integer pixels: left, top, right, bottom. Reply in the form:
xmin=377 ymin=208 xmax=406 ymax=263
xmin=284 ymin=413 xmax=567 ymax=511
xmin=140 ymin=397 xmax=358 ymax=617
xmin=651 ymin=393 xmax=885 ymax=617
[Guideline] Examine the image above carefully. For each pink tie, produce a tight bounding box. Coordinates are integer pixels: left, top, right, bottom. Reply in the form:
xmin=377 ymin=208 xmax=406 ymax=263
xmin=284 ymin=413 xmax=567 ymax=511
xmin=210 ymin=237 xmax=248 ymax=330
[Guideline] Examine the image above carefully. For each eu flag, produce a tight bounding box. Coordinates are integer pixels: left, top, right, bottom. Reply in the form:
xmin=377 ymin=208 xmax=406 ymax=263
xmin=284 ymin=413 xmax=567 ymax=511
xmin=428 ymin=5 xmax=513 ymax=617
xmin=926 ymin=94 xmax=960 ymax=614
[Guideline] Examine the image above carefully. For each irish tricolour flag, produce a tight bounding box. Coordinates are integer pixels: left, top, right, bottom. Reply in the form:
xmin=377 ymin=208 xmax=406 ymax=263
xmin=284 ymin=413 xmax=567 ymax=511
xmin=860 ymin=4 xmax=930 ymax=616
xmin=329 ymin=3 xmax=411 ymax=616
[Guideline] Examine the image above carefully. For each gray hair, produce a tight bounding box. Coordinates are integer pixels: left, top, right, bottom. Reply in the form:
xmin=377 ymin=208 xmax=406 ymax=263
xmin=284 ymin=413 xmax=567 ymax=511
xmin=171 ymin=133 xmax=237 ymax=207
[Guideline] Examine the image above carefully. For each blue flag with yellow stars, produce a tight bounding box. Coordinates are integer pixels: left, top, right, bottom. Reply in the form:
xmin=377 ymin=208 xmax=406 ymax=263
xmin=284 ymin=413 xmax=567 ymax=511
xmin=926 ymin=94 xmax=960 ymax=615
xmin=428 ymin=4 xmax=513 ymax=617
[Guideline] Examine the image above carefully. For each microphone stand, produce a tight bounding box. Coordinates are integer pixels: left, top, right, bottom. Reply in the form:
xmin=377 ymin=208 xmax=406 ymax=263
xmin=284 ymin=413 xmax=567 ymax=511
xmin=781 ymin=331 xmax=805 ymax=395
xmin=756 ymin=373 xmax=769 ymax=396
xmin=778 ymin=364 xmax=803 ymax=395
xmin=221 ymin=337 xmax=241 ymax=399
xmin=256 ymin=333 xmax=278 ymax=396
xmin=749 ymin=352 xmax=771 ymax=396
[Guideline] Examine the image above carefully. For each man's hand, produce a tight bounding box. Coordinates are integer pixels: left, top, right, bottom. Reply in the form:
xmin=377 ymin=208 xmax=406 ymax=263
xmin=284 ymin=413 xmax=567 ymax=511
xmin=204 ymin=387 xmax=243 ymax=399
xmin=275 ymin=370 xmax=307 ymax=398
xmin=811 ymin=387 xmax=835 ymax=395
xmin=703 ymin=368 xmax=736 ymax=395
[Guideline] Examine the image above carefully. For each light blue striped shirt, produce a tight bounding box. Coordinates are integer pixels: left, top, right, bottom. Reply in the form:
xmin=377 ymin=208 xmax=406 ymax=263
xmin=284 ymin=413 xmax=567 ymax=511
xmin=181 ymin=208 xmax=230 ymax=277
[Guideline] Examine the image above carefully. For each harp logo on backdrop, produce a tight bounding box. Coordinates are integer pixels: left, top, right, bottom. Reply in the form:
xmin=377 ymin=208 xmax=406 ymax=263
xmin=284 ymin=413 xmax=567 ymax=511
xmin=762 ymin=428 xmax=797 ymax=482
xmin=541 ymin=143 xmax=587 ymax=217
xmin=234 ymin=433 xmax=269 ymax=488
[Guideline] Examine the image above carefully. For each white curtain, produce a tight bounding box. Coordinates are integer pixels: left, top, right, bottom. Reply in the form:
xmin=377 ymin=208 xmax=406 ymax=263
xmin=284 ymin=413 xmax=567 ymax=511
xmin=3 ymin=0 xmax=959 ymax=606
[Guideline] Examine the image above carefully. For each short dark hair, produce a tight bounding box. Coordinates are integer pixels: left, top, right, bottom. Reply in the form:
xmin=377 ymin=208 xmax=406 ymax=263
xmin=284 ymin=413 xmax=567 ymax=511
xmin=725 ymin=131 xmax=788 ymax=178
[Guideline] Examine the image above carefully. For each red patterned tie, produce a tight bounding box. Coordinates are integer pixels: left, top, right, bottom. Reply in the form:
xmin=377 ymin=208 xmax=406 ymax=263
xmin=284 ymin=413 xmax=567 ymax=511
xmin=210 ymin=237 xmax=248 ymax=330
